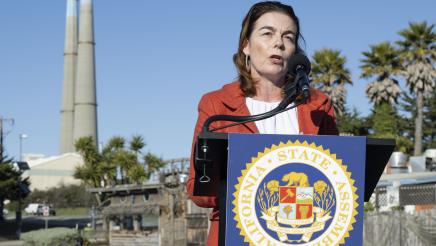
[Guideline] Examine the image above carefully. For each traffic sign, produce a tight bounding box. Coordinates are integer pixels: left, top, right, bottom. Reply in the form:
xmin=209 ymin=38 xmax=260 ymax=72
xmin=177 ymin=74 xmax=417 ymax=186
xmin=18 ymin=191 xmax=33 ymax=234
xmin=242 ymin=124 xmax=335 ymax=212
xmin=42 ymin=206 xmax=49 ymax=217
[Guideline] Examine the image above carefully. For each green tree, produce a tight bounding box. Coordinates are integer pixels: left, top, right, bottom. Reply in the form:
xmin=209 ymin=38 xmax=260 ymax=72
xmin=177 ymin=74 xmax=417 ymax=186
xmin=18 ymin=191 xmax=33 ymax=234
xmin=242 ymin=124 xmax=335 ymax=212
xmin=424 ymin=91 xmax=436 ymax=148
xmin=336 ymin=107 xmax=370 ymax=136
xmin=398 ymin=93 xmax=418 ymax=154
xmin=400 ymin=90 xmax=436 ymax=152
xmin=0 ymin=155 xmax=30 ymax=221
xmin=311 ymin=48 xmax=352 ymax=116
xmin=371 ymin=103 xmax=399 ymax=138
xmin=397 ymin=21 xmax=436 ymax=155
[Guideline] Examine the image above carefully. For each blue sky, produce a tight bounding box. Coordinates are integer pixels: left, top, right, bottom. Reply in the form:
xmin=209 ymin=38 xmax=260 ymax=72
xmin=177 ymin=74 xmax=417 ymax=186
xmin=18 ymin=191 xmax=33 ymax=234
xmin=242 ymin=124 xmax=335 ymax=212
xmin=1 ymin=0 xmax=435 ymax=160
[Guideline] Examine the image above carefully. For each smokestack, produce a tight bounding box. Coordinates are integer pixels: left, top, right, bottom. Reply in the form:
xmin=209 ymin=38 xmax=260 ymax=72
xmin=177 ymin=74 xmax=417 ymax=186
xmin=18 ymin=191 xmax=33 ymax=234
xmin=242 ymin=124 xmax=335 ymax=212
xmin=74 ymin=0 xmax=98 ymax=146
xmin=60 ymin=0 xmax=78 ymax=153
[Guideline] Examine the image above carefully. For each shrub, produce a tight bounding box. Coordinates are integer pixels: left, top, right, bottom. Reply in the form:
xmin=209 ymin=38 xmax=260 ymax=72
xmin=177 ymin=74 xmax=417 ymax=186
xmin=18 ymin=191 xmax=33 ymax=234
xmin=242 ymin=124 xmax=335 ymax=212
xmin=363 ymin=202 xmax=375 ymax=212
xmin=24 ymin=184 xmax=96 ymax=209
xmin=21 ymin=227 xmax=81 ymax=246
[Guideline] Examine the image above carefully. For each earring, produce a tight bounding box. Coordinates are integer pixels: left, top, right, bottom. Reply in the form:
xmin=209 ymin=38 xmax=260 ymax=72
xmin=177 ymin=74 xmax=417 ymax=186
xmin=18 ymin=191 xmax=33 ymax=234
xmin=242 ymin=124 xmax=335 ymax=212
xmin=245 ymin=55 xmax=251 ymax=71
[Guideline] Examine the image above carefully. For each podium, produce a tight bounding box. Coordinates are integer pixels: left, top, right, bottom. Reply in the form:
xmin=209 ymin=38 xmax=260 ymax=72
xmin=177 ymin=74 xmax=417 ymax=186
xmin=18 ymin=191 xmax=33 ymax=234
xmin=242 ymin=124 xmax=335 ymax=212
xmin=194 ymin=132 xmax=394 ymax=245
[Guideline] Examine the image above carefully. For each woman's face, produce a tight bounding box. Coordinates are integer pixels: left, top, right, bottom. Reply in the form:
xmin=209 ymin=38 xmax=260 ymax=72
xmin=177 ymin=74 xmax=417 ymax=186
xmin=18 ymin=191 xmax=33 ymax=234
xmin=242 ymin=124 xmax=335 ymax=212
xmin=243 ymin=11 xmax=297 ymax=83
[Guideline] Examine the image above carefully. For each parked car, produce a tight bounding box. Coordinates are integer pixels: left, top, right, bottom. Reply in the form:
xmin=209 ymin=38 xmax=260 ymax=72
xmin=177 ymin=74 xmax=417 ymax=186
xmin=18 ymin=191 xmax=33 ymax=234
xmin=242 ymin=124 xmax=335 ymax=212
xmin=25 ymin=203 xmax=43 ymax=214
xmin=36 ymin=205 xmax=56 ymax=216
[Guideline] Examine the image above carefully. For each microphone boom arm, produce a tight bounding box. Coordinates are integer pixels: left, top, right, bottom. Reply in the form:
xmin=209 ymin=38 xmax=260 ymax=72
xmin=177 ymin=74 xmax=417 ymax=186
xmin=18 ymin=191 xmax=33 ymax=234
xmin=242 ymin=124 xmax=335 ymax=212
xmin=202 ymin=82 xmax=303 ymax=133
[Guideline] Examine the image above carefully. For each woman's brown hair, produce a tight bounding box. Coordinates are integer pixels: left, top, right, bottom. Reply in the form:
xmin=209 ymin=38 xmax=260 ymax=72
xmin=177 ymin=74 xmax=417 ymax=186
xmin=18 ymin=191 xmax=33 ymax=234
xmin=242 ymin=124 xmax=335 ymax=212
xmin=234 ymin=1 xmax=304 ymax=97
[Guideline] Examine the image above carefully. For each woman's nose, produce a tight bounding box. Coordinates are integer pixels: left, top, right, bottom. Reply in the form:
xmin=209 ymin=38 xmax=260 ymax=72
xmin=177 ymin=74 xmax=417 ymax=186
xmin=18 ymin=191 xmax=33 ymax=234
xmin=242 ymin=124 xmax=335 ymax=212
xmin=273 ymin=35 xmax=285 ymax=50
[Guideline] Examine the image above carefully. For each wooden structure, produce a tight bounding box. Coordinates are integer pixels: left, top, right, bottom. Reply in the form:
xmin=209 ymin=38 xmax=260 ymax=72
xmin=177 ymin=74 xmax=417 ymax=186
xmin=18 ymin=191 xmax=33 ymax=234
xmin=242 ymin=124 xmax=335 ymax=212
xmin=87 ymin=158 xmax=210 ymax=245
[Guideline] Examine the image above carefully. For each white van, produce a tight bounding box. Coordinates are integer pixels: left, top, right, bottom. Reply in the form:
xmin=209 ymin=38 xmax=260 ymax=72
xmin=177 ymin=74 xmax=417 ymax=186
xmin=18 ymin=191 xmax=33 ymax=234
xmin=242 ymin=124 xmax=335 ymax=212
xmin=24 ymin=203 xmax=43 ymax=214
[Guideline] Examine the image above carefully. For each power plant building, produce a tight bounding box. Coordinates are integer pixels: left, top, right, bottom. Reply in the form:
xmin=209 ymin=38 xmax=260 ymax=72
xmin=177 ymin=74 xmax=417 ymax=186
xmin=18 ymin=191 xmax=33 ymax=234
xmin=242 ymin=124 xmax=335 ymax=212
xmin=23 ymin=153 xmax=84 ymax=191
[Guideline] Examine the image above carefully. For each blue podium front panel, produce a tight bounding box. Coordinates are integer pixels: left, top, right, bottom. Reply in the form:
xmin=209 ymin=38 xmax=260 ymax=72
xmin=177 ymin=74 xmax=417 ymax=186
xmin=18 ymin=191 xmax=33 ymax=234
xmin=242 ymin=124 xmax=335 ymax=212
xmin=226 ymin=133 xmax=366 ymax=246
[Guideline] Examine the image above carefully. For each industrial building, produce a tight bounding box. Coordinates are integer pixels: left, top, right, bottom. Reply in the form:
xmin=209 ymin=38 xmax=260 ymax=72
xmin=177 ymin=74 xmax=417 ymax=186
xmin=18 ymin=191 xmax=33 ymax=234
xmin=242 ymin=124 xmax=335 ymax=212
xmin=23 ymin=153 xmax=83 ymax=191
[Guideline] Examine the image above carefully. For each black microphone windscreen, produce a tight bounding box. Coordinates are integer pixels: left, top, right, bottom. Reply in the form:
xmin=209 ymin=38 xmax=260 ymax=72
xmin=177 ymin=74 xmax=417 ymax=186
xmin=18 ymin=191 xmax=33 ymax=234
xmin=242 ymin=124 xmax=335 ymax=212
xmin=288 ymin=54 xmax=311 ymax=76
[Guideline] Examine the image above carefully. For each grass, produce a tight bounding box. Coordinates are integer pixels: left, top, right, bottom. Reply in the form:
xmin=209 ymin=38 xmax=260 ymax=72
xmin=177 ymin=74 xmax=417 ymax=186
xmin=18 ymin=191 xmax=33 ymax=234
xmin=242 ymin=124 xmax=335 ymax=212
xmin=21 ymin=228 xmax=80 ymax=246
xmin=55 ymin=207 xmax=89 ymax=217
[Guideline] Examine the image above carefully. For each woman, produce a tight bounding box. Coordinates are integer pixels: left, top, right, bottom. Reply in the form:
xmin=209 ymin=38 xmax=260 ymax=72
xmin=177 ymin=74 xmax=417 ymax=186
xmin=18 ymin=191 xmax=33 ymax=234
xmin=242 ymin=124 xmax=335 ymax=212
xmin=187 ymin=2 xmax=339 ymax=245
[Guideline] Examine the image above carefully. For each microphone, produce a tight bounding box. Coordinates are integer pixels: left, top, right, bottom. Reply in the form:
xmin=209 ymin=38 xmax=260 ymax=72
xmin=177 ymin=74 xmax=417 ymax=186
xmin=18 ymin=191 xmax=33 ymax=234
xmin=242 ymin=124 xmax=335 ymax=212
xmin=288 ymin=54 xmax=311 ymax=99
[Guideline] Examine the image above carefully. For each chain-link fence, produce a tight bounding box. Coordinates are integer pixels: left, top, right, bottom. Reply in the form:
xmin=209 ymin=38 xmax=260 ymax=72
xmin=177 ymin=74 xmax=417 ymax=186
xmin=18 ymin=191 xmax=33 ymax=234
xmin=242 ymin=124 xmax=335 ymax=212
xmin=372 ymin=184 xmax=436 ymax=208
xmin=400 ymin=184 xmax=436 ymax=205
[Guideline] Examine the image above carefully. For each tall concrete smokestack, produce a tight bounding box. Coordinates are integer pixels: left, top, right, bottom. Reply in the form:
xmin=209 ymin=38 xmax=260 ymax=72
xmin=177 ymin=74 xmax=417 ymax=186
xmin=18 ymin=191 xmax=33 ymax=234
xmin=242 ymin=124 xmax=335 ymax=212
xmin=74 ymin=0 xmax=98 ymax=146
xmin=60 ymin=0 xmax=78 ymax=153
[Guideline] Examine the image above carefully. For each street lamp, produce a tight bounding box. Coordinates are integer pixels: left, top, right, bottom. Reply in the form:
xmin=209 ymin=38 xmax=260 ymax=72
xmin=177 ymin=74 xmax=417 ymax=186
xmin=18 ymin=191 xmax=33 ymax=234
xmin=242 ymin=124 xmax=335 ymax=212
xmin=19 ymin=134 xmax=28 ymax=161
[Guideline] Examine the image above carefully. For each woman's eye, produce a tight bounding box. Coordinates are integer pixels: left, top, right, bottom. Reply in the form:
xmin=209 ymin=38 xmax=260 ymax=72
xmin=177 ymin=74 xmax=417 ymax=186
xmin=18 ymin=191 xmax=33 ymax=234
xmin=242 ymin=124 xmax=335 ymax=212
xmin=262 ymin=32 xmax=272 ymax=36
xmin=285 ymin=36 xmax=294 ymax=41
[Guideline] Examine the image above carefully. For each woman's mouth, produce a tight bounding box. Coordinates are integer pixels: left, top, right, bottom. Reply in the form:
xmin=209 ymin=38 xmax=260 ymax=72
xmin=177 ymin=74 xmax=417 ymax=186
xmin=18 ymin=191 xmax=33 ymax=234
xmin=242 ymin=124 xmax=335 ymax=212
xmin=270 ymin=55 xmax=283 ymax=65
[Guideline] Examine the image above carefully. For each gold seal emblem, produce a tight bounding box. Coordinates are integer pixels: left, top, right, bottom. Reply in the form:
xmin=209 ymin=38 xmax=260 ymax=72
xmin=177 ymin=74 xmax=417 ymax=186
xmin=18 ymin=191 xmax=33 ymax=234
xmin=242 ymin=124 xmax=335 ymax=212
xmin=232 ymin=140 xmax=358 ymax=245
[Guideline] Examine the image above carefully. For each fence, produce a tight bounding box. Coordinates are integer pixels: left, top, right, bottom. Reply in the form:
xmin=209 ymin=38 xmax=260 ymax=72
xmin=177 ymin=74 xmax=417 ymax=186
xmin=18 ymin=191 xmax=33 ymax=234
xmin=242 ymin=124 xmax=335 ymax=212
xmin=364 ymin=209 xmax=436 ymax=246
xmin=372 ymin=184 xmax=436 ymax=208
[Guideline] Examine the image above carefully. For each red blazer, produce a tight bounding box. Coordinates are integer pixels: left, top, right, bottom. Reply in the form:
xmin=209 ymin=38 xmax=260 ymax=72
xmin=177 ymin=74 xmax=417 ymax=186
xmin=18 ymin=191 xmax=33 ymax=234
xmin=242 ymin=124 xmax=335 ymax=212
xmin=187 ymin=81 xmax=339 ymax=245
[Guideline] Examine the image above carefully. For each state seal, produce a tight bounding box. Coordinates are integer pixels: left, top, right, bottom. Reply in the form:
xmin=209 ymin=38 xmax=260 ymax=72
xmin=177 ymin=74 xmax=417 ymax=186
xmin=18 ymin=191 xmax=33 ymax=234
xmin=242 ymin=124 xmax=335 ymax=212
xmin=232 ymin=140 xmax=358 ymax=245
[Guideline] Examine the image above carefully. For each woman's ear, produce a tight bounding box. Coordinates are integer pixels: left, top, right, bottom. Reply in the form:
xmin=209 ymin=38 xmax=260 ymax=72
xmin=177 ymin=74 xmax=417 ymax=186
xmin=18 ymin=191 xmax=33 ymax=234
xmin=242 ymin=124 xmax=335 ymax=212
xmin=242 ymin=39 xmax=250 ymax=56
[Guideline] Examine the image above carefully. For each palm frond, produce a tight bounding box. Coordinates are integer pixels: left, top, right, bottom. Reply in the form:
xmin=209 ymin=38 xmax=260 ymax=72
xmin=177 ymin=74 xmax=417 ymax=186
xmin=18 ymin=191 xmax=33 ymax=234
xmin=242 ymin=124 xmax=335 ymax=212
xmin=311 ymin=48 xmax=352 ymax=115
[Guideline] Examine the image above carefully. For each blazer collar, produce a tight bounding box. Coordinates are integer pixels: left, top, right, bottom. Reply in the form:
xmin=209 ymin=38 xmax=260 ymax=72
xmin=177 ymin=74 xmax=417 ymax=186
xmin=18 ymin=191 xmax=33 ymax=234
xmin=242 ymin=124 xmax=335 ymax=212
xmin=217 ymin=82 xmax=245 ymax=110
xmin=216 ymin=81 xmax=329 ymax=135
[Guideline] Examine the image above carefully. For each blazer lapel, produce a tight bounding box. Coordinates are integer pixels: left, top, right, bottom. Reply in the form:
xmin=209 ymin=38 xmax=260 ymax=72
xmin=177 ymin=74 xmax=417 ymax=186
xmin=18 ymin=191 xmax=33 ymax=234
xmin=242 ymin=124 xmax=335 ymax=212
xmin=297 ymin=103 xmax=319 ymax=135
xmin=297 ymin=89 xmax=329 ymax=135
xmin=218 ymin=82 xmax=259 ymax=134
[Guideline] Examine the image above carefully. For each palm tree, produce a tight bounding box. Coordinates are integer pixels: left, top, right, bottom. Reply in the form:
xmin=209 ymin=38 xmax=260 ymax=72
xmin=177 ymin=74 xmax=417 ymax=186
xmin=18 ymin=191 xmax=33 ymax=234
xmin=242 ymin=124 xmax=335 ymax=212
xmin=105 ymin=136 xmax=125 ymax=151
xmin=130 ymin=134 xmax=145 ymax=157
xmin=361 ymin=42 xmax=402 ymax=105
xmin=74 ymin=137 xmax=105 ymax=204
xmin=144 ymin=152 xmax=165 ymax=179
xmin=311 ymin=48 xmax=352 ymax=116
xmin=128 ymin=164 xmax=148 ymax=184
xmin=397 ymin=21 xmax=436 ymax=155
xmin=74 ymin=135 xmax=153 ymax=203
xmin=102 ymin=136 xmax=141 ymax=184
xmin=360 ymin=42 xmax=402 ymax=138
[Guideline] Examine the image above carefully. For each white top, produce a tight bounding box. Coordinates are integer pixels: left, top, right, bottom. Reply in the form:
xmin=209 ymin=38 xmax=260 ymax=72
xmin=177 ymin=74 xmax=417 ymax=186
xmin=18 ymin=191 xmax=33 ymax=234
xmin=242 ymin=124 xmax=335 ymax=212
xmin=246 ymin=97 xmax=299 ymax=134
